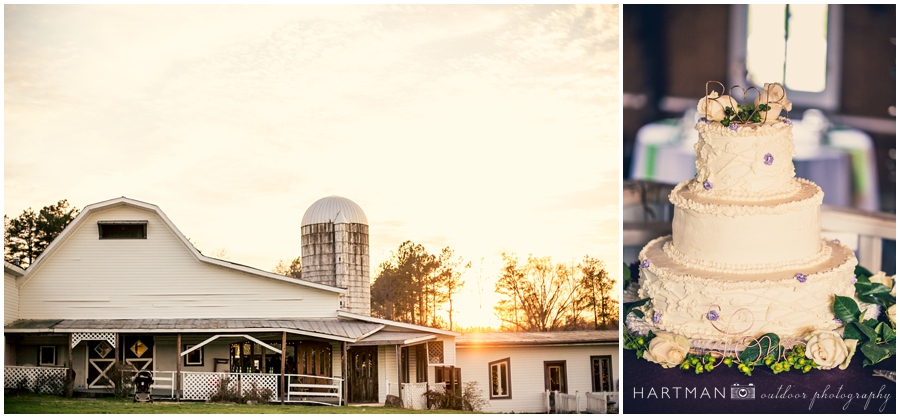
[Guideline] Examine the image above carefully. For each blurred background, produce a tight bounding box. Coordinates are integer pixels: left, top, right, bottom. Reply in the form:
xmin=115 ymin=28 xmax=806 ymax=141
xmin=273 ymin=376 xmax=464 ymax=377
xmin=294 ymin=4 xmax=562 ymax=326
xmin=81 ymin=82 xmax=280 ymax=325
xmin=622 ymin=4 xmax=896 ymax=275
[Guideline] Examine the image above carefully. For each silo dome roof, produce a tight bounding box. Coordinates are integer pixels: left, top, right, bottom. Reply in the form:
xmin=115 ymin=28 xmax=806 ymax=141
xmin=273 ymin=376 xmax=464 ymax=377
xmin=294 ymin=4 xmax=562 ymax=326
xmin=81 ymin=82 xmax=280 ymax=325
xmin=301 ymin=196 xmax=368 ymax=226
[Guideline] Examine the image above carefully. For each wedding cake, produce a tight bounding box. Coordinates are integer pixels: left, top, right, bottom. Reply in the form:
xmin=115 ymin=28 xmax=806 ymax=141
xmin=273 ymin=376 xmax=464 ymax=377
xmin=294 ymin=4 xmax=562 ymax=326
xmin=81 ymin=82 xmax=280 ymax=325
xmin=636 ymin=83 xmax=858 ymax=343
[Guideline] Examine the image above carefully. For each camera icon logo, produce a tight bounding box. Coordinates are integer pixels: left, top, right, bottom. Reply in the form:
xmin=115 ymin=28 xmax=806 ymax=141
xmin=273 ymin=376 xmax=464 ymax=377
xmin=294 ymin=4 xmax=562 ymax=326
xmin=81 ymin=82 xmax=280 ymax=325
xmin=730 ymin=383 xmax=755 ymax=400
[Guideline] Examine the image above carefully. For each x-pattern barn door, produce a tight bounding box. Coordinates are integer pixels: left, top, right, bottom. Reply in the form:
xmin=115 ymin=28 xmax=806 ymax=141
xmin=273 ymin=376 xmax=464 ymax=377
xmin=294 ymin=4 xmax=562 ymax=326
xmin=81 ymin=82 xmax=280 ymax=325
xmin=87 ymin=340 xmax=115 ymax=389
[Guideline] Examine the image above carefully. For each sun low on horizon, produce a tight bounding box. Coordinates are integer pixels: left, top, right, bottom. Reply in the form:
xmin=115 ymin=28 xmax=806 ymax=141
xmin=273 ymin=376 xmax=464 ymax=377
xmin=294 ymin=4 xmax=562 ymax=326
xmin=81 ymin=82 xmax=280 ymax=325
xmin=4 ymin=4 xmax=620 ymax=330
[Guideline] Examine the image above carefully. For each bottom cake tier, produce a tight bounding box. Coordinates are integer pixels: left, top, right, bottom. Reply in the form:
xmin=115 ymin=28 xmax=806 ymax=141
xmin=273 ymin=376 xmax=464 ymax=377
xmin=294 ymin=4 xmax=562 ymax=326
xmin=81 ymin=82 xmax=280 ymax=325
xmin=637 ymin=236 xmax=858 ymax=342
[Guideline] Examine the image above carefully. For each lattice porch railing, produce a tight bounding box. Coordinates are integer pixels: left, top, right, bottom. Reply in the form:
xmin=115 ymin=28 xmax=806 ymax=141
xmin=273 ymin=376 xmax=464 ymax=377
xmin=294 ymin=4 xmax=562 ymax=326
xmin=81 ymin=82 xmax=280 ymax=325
xmin=180 ymin=372 xmax=277 ymax=401
xmin=4 ymin=366 xmax=66 ymax=395
xmin=401 ymin=382 xmax=429 ymax=410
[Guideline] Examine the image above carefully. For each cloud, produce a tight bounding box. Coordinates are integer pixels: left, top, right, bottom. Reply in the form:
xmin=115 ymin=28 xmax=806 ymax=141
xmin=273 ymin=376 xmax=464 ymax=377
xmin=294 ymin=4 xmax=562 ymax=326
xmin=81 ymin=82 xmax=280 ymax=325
xmin=5 ymin=4 xmax=620 ymax=275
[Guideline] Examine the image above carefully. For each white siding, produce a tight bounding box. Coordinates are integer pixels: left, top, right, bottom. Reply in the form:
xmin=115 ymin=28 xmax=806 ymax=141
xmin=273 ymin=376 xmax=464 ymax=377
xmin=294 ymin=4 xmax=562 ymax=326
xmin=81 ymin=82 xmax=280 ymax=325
xmin=18 ymin=205 xmax=340 ymax=319
xmin=377 ymin=344 xmax=399 ymax=402
xmin=330 ymin=342 xmax=342 ymax=378
xmin=5 ymin=272 xmax=19 ymax=324
xmin=455 ymin=344 xmax=618 ymax=413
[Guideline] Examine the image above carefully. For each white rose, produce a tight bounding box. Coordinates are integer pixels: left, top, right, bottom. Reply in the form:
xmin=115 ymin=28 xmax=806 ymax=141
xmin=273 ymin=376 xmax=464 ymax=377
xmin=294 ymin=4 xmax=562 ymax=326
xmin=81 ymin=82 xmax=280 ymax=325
xmin=697 ymin=92 xmax=739 ymax=123
xmin=888 ymin=305 xmax=896 ymax=328
xmin=754 ymin=83 xmax=792 ymax=124
xmin=805 ymin=330 xmax=855 ymax=370
xmin=642 ymin=332 xmax=690 ymax=368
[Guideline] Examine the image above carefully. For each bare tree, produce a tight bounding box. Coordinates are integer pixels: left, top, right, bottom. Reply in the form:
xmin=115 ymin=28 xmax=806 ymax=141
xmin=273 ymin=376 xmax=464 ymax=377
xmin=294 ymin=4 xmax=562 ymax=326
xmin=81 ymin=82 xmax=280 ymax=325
xmin=493 ymin=254 xmax=582 ymax=332
xmin=577 ymin=256 xmax=619 ymax=329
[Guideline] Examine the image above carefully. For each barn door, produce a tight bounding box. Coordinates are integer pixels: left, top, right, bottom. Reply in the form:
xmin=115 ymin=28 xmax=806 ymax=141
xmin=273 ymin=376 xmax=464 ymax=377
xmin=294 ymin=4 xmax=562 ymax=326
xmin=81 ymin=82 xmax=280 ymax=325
xmin=122 ymin=335 xmax=154 ymax=371
xmin=348 ymin=346 xmax=378 ymax=403
xmin=86 ymin=340 xmax=115 ymax=389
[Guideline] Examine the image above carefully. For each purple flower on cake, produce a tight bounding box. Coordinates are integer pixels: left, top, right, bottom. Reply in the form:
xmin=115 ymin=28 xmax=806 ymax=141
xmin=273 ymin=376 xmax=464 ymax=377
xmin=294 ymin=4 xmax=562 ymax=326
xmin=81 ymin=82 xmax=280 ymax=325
xmin=851 ymin=275 xmax=857 ymax=285
xmin=707 ymin=310 xmax=719 ymax=321
xmin=729 ymin=123 xmax=738 ymax=132
xmin=703 ymin=180 xmax=712 ymax=190
xmin=833 ymin=238 xmax=840 ymax=244
xmin=764 ymin=153 xmax=774 ymax=165
xmin=652 ymin=310 xmax=661 ymax=324
xmin=834 ymin=317 xmax=842 ymax=324
xmin=795 ymin=273 xmax=807 ymax=283
xmin=698 ymin=117 xmax=709 ymax=124
xmin=784 ymin=118 xmax=793 ymax=126
xmin=641 ymin=259 xmax=651 ymax=269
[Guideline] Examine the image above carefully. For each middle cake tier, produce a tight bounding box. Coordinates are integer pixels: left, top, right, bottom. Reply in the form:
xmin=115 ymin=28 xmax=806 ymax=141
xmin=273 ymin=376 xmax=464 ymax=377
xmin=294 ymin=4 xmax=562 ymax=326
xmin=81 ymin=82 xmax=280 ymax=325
xmin=669 ymin=177 xmax=824 ymax=270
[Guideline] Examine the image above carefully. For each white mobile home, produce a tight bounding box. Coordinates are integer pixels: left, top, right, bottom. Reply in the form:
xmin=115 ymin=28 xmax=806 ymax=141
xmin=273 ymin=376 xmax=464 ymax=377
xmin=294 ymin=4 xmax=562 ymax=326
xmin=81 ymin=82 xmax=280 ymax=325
xmin=455 ymin=331 xmax=619 ymax=413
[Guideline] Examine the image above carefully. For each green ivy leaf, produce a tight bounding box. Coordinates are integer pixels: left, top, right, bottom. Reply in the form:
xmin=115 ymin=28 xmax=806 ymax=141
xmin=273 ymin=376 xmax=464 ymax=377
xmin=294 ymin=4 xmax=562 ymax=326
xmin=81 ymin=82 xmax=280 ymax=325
xmin=856 ymin=321 xmax=878 ymax=341
xmin=882 ymin=324 xmax=896 ymax=342
xmin=855 ymin=282 xmax=895 ymax=306
xmin=843 ymin=322 xmax=864 ymax=341
xmin=854 ymin=265 xmax=873 ymax=282
xmin=833 ymin=295 xmax=861 ymax=323
xmin=632 ymin=310 xmax=644 ymax=319
xmin=859 ymin=340 xmax=893 ymax=366
xmin=739 ymin=333 xmax=781 ymax=365
xmin=623 ymin=298 xmax=650 ymax=317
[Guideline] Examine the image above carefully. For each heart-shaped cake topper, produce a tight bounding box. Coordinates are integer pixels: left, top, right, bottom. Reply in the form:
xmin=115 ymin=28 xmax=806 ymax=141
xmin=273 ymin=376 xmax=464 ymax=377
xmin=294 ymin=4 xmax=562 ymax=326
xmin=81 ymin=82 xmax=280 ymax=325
xmin=700 ymin=81 xmax=791 ymax=126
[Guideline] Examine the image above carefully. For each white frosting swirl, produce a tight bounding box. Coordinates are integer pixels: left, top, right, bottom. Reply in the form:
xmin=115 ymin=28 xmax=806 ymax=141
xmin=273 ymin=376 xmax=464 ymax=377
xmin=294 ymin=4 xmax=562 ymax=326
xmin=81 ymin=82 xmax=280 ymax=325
xmin=690 ymin=121 xmax=796 ymax=199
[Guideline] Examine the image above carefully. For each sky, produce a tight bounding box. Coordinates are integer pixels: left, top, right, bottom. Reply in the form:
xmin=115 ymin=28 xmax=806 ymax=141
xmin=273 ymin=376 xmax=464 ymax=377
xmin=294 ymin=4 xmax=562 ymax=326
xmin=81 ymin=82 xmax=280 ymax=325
xmin=4 ymin=4 xmax=620 ymax=328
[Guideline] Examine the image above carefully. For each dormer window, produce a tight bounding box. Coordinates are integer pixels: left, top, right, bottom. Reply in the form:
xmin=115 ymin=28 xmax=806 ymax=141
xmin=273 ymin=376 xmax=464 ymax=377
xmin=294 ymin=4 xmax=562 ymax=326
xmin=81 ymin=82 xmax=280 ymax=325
xmin=98 ymin=220 xmax=148 ymax=239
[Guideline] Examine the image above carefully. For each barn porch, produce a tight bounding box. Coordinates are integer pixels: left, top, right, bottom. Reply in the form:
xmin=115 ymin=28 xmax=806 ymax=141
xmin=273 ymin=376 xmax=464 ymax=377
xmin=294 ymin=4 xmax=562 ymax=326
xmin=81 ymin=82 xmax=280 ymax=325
xmin=4 ymin=316 xmax=458 ymax=407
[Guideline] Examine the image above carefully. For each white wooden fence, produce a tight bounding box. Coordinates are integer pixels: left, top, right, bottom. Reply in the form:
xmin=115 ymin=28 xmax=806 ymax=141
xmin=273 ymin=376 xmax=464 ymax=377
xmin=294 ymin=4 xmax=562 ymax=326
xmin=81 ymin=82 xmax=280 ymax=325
xmin=543 ymin=390 xmax=580 ymax=413
xmin=586 ymin=391 xmax=619 ymax=414
xmin=4 ymin=366 xmax=66 ymax=395
xmin=150 ymin=371 xmax=176 ymax=399
xmin=285 ymin=374 xmax=343 ymax=405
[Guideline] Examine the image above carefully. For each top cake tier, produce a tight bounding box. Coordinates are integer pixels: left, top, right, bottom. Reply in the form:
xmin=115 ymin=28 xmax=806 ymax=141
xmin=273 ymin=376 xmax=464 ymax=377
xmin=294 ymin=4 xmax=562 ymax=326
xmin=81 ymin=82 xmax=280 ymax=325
xmin=689 ymin=120 xmax=798 ymax=201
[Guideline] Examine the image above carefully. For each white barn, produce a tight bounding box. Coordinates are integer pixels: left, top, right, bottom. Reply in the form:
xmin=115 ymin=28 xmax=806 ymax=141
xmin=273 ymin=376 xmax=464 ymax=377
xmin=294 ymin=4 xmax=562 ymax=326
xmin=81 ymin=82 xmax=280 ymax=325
xmin=3 ymin=196 xmax=618 ymax=412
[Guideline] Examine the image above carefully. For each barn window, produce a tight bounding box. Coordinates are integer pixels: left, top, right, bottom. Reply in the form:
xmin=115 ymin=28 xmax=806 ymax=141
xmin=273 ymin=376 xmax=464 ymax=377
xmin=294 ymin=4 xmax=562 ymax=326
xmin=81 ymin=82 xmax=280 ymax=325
xmin=488 ymin=357 xmax=512 ymax=399
xmin=591 ymin=355 xmax=614 ymax=392
xmin=98 ymin=221 xmax=148 ymax=239
xmin=39 ymin=346 xmax=56 ymax=366
xmin=183 ymin=344 xmax=204 ymax=367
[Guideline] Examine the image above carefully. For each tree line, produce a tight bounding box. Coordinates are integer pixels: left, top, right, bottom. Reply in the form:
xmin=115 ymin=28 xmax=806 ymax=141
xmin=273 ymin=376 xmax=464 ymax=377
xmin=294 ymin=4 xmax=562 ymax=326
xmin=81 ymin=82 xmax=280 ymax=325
xmin=368 ymin=241 xmax=618 ymax=331
xmin=5 ymin=200 xmax=618 ymax=332
xmin=494 ymin=253 xmax=618 ymax=331
xmin=369 ymin=241 xmax=469 ymax=330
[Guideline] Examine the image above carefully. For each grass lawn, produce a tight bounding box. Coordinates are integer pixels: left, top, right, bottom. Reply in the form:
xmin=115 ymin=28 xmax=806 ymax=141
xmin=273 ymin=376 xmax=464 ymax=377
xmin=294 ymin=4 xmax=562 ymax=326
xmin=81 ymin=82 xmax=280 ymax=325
xmin=3 ymin=392 xmax=477 ymax=414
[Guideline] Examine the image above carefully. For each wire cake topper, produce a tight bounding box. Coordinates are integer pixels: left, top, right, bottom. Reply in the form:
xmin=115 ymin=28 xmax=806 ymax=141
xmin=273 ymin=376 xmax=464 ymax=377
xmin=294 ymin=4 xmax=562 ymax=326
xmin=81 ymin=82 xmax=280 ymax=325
xmin=700 ymin=81 xmax=791 ymax=126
